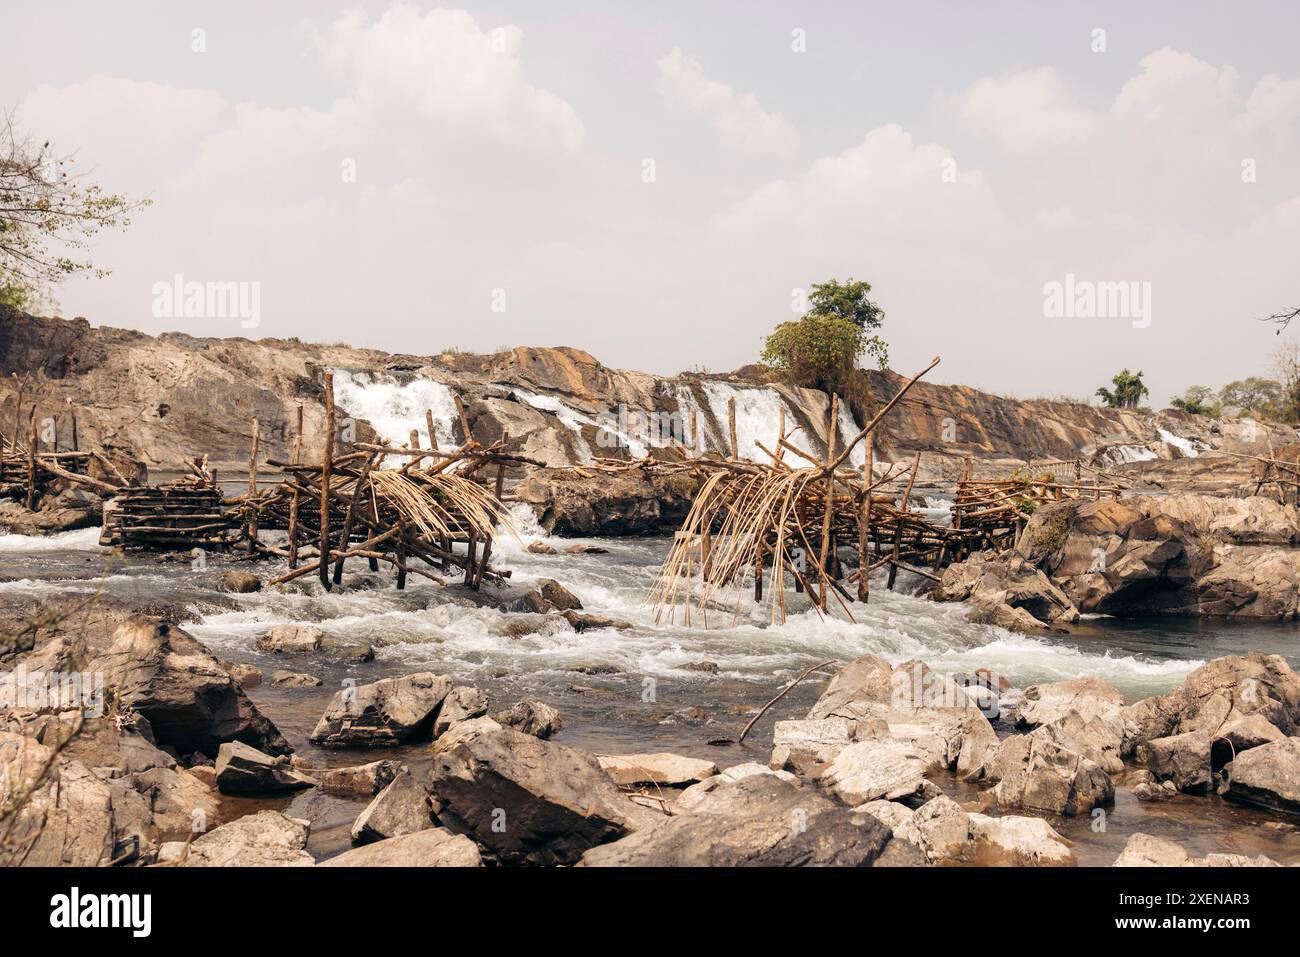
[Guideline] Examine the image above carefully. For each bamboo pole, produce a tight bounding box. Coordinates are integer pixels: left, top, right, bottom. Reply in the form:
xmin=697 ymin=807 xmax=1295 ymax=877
xmin=246 ymin=416 xmax=260 ymax=553
xmin=858 ymin=437 xmax=872 ymax=603
xmin=319 ymin=372 xmax=335 ymax=590
xmin=728 ymin=396 xmax=738 ymax=459
xmin=26 ymin=411 xmax=36 ymax=509
xmin=816 ymin=394 xmax=838 ymax=611
xmin=288 ymin=405 xmax=303 ymax=568
xmin=454 ymin=394 xmax=471 ymax=445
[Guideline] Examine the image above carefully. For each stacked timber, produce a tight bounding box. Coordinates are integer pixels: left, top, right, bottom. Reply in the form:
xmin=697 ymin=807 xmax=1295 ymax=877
xmin=101 ymin=479 xmax=232 ymax=550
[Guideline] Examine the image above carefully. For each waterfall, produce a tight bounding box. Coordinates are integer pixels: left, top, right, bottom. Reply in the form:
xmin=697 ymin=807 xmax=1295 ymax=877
xmin=1157 ymin=427 xmax=1201 ymax=459
xmin=696 ymin=381 xmax=821 ymax=463
xmin=332 ymin=371 xmax=459 ymax=464
xmin=1101 ymin=444 xmax=1159 ymax=466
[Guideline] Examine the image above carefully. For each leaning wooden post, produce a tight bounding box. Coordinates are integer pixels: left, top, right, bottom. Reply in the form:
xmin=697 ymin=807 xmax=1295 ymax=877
xmin=474 ymin=432 xmax=509 ymax=588
xmin=246 ymin=416 xmax=260 ymax=553
xmin=26 ymin=410 xmax=37 ymax=510
xmin=69 ymin=400 xmax=78 ymax=453
xmin=426 ymin=410 xmax=438 ymax=452
xmin=288 ymin=405 xmax=303 ymax=568
xmin=858 ymin=436 xmax=873 ymax=603
xmin=816 ymin=395 xmax=838 ymax=610
xmin=688 ymin=407 xmax=698 ymax=454
xmin=727 ymin=396 xmax=738 ymax=459
xmin=395 ymin=520 xmax=408 ymax=590
xmin=454 ymin=394 xmax=471 ymax=445
xmin=319 ymin=372 xmax=335 ymax=590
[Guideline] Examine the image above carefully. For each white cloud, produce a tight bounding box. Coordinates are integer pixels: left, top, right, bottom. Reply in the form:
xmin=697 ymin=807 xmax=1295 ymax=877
xmin=310 ymin=4 xmax=583 ymax=152
xmin=657 ymin=48 xmax=798 ymax=155
xmin=960 ymin=67 xmax=1095 ymax=147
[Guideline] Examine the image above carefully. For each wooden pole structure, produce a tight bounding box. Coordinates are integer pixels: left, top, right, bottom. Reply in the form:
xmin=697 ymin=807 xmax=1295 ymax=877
xmin=69 ymin=400 xmax=78 ymax=453
xmin=426 ymin=410 xmax=438 ymax=451
xmin=246 ymin=416 xmax=260 ymax=553
xmin=858 ymin=437 xmax=873 ymax=603
xmin=454 ymin=394 xmax=471 ymax=445
xmin=288 ymin=405 xmax=303 ymax=568
xmin=319 ymin=372 xmax=335 ymax=591
xmin=688 ymin=407 xmax=698 ymax=454
xmin=333 ymin=455 xmax=375 ymax=585
xmin=727 ymin=396 xmax=738 ymax=459
xmin=474 ymin=432 xmax=508 ymax=588
xmin=26 ymin=410 xmax=37 ymax=510
xmin=816 ymin=394 xmax=838 ymax=610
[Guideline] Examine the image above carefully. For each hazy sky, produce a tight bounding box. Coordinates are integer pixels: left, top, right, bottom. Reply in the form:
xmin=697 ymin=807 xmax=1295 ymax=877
xmin=5 ymin=1 xmax=1300 ymax=404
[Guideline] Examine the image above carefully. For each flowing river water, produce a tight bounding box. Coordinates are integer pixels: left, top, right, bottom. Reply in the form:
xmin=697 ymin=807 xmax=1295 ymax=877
xmin=4 ymin=510 xmax=1300 ymax=865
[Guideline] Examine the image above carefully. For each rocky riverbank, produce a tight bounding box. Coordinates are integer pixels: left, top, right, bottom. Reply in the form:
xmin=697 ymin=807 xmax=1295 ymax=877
xmin=3 ymin=586 xmax=1299 ymax=868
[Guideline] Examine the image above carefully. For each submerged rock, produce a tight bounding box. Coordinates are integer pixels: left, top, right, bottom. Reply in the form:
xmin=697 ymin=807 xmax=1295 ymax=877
xmin=303 ymin=759 xmax=399 ymax=797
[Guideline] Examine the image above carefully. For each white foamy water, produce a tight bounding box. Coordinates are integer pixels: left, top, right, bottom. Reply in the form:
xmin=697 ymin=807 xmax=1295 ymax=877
xmin=507 ymin=388 xmax=597 ymax=463
xmin=1102 ymin=444 xmax=1158 ymax=466
xmin=1158 ymin=427 xmax=1201 ymax=458
xmin=333 ymin=370 xmax=459 ymax=459
xmin=697 ymin=381 xmax=821 ymax=463
xmin=0 ymin=527 xmax=102 ymax=551
xmin=170 ymin=534 xmax=1211 ymax=701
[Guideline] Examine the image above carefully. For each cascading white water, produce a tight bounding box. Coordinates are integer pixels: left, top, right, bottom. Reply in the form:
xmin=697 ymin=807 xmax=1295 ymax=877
xmin=507 ymin=388 xmax=598 ymax=463
xmin=1102 ymin=444 xmax=1159 ymax=466
xmin=696 ymin=381 xmax=820 ymax=463
xmin=332 ymin=371 xmax=459 ymax=463
xmin=1158 ymin=428 xmax=1200 ymax=458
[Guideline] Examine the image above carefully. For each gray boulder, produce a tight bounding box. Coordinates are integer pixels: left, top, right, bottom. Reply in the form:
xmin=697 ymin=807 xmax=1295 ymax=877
xmin=492 ymin=699 xmax=562 ymax=739
xmin=322 ymin=828 xmax=482 ymax=867
xmin=427 ymin=723 xmax=646 ymax=866
xmin=310 ymin=672 xmax=452 ymax=748
xmin=579 ymin=774 xmax=889 ymax=867
xmin=1221 ymin=737 xmax=1300 ymax=814
xmin=214 ymin=741 xmax=316 ymax=794
xmin=351 ymin=768 xmax=433 ymax=845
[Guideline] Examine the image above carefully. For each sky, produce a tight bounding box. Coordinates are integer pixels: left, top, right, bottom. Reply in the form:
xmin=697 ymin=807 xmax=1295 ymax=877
xmin=4 ymin=1 xmax=1300 ymax=405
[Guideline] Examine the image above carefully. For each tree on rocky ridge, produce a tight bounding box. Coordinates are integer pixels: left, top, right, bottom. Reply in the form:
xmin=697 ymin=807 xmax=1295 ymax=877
xmin=761 ymin=277 xmax=889 ymax=397
xmin=1095 ymin=369 xmax=1149 ymax=409
xmin=1169 ymin=385 xmax=1218 ymax=416
xmin=0 ymin=113 xmax=148 ymax=311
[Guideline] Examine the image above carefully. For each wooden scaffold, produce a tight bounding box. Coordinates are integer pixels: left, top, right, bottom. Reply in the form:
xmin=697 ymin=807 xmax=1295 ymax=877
xmin=235 ymin=372 xmax=537 ymax=592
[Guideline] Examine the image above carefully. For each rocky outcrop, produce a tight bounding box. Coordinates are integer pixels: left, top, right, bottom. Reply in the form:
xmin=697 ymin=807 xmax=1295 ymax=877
xmin=1017 ymin=495 xmax=1300 ymax=619
xmin=310 ymin=672 xmax=453 ymax=748
xmin=492 ymin=699 xmax=562 ymax=739
xmin=351 ymin=768 xmax=433 ymax=844
xmin=214 ymin=741 xmax=315 ymax=794
xmin=1111 ymin=832 xmax=1279 ymax=867
xmin=988 ymin=728 xmax=1114 ymax=816
xmin=1220 ymin=737 xmax=1300 ymax=815
xmin=1122 ymin=654 xmax=1300 ymax=758
xmin=579 ymin=774 xmax=889 ymax=867
xmin=426 ymin=723 xmax=648 ymax=866
xmin=165 ymin=810 xmax=315 ymax=867
xmin=597 ymin=753 xmax=718 ymax=788
xmin=254 ymin=624 xmax=323 ymax=654
xmin=322 ymin=828 xmax=482 ymax=867
xmin=935 ymin=552 xmax=1079 ymax=631
xmin=515 ymin=468 xmax=698 ymax=536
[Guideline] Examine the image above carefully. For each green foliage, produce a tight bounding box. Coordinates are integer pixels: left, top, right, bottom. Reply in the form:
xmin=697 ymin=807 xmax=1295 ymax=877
xmin=806 ymin=278 xmax=888 ymax=368
xmin=762 ymin=313 xmax=869 ymax=395
xmin=1169 ymin=385 xmax=1219 ymax=416
xmin=1219 ymin=377 xmax=1282 ymax=414
xmin=761 ymin=277 xmax=889 ymax=395
xmin=0 ymin=116 xmax=148 ymax=306
xmin=1095 ymin=369 xmax=1149 ymax=409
